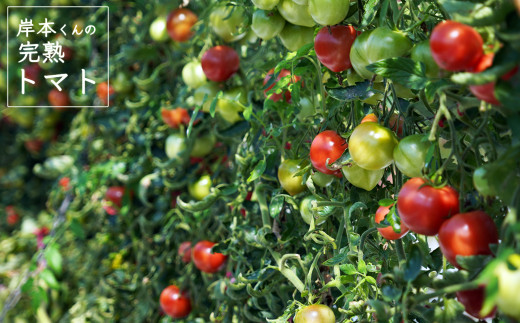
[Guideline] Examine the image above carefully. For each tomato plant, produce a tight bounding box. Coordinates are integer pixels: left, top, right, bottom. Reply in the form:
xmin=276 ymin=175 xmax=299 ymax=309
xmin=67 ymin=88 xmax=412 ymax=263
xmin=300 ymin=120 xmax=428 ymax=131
xmin=278 ymin=159 xmax=307 ymax=196
xmin=159 ymin=285 xmax=192 ymax=318
xmin=393 ymin=134 xmax=432 ymax=178
xmin=374 ymin=204 xmax=409 ymax=240
xmin=105 ymin=186 xmax=126 ymax=208
xmin=310 ymin=130 xmax=347 ymax=176
xmin=348 ymin=122 xmax=398 ymax=170
xmin=166 ymin=8 xmax=197 ymax=42
xmin=192 ymin=240 xmax=227 ymax=273
xmin=299 ymin=195 xmax=327 ymax=225
xmin=188 ymin=175 xmax=212 ymax=201
xmin=397 ymin=178 xmax=459 ymax=236
xmin=263 ymin=68 xmax=301 ymax=102
xmin=294 ymin=304 xmax=335 ymax=323
xmin=411 ymin=40 xmax=439 ymax=78
xmin=314 ymin=25 xmax=358 ymax=73
xmin=201 ymin=45 xmax=240 ymax=82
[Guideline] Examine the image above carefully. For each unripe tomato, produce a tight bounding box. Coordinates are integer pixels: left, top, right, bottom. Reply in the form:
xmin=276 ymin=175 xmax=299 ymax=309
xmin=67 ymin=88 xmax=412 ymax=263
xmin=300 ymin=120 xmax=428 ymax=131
xmin=188 ymin=175 xmax=212 ymax=201
xmin=342 ymin=163 xmax=384 ymax=191
xmin=495 ymin=255 xmax=520 ymax=320
xmin=310 ymin=130 xmax=347 ymax=176
xmin=393 ymin=134 xmax=432 ymax=178
xmin=310 ymin=171 xmax=335 ymax=188
xmin=277 ymin=0 xmax=315 ymax=27
xmin=375 ymin=204 xmax=409 ymax=240
xmin=279 ymin=23 xmax=314 ymax=52
xmin=456 ymin=286 xmax=496 ymax=319
xmin=411 ymin=40 xmax=440 ymax=78
xmin=112 ymin=72 xmax=133 ymax=94
xmin=201 ymin=46 xmax=240 ymax=82
xmin=252 ymin=0 xmax=280 ymax=10
xmin=161 ymin=107 xmax=190 ymax=129
xmin=397 ymin=178 xmax=459 ymax=236
xmin=430 ymin=20 xmax=483 ymax=71
xmin=106 ymin=186 xmax=126 ymax=208
xmin=251 ymin=10 xmax=285 ymax=41
xmin=278 ymin=159 xmax=307 ymax=196
xmin=182 ymin=60 xmax=207 ymax=88
xmin=193 ymin=82 xmax=220 ymax=111
xmin=308 ymin=0 xmax=350 ymax=26
xmin=438 ymin=211 xmax=498 ymax=269
xmin=159 ymin=285 xmax=191 ymax=318
xmin=217 ymin=87 xmax=247 ymax=124
xmin=348 ymin=122 xmax=398 ymax=170
xmin=294 ymin=304 xmax=335 ymax=323
xmin=48 ymin=89 xmax=70 ymax=107
xmin=191 ymin=132 xmax=216 ymax=158
xmin=149 ymin=16 xmax=169 ymax=42
xmin=350 ymin=27 xmax=412 ymax=80
xmin=209 ymin=4 xmax=248 ymax=42
xmin=192 ymin=240 xmax=228 ymax=273
xmin=166 ymin=8 xmax=197 ymax=42
xmin=165 ymin=133 xmax=187 ymax=160
xmin=97 ymin=81 xmax=115 ymax=105
xmin=263 ymin=68 xmax=301 ymax=102
xmin=299 ymin=196 xmax=328 ymax=225
xmin=472 ymin=167 xmax=496 ymax=196
xmin=178 ymin=241 xmax=192 ymax=263
xmin=314 ymin=25 xmax=358 ymax=73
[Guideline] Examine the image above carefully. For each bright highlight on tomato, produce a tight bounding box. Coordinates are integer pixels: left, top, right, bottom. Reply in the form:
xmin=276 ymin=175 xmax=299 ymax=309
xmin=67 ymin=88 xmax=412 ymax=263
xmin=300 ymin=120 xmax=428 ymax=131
xmin=166 ymin=8 xmax=197 ymax=42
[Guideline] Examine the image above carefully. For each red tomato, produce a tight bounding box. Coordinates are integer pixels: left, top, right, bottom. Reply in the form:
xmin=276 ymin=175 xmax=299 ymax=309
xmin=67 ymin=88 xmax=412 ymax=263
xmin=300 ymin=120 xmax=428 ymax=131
xmin=23 ymin=63 xmax=42 ymax=86
xmin=97 ymin=81 xmax=115 ymax=105
xmin=310 ymin=130 xmax=347 ymax=177
xmin=48 ymin=89 xmax=70 ymax=107
xmin=430 ymin=20 xmax=483 ymax=71
xmin=106 ymin=186 xmax=126 ymax=208
xmin=314 ymin=25 xmax=358 ymax=73
xmin=201 ymin=46 xmax=240 ymax=82
xmin=263 ymin=68 xmax=302 ymax=102
xmin=178 ymin=241 xmax=192 ymax=263
xmin=456 ymin=286 xmax=496 ymax=319
xmin=166 ymin=8 xmax=198 ymax=42
xmin=159 ymin=285 xmax=191 ymax=319
xmin=59 ymin=177 xmax=71 ymax=191
xmin=161 ymin=107 xmax=190 ymax=128
xmin=24 ymin=139 xmax=44 ymax=153
xmin=375 ymin=205 xmax=409 ymax=240
xmin=438 ymin=211 xmax=498 ymax=268
xmin=6 ymin=206 xmax=19 ymax=225
xmin=192 ymin=240 xmax=228 ymax=273
xmin=389 ymin=114 xmax=404 ymax=137
xmin=397 ymin=178 xmax=459 ymax=236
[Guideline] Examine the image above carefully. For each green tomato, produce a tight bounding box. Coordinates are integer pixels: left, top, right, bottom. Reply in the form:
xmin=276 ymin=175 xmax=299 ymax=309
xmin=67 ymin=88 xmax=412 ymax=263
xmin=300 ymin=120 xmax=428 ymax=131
xmin=294 ymin=304 xmax=335 ymax=323
xmin=308 ymin=0 xmax=349 ymax=26
xmin=495 ymin=255 xmax=520 ymax=320
xmin=217 ymin=87 xmax=247 ymax=124
xmin=194 ymin=82 xmax=220 ymax=111
xmin=473 ymin=167 xmax=496 ymax=196
xmin=311 ymin=171 xmax=335 ymax=187
xmin=393 ymin=134 xmax=432 ymax=178
xmin=278 ymin=159 xmax=307 ymax=196
xmin=411 ymin=40 xmax=440 ymax=78
xmin=188 ymin=175 xmax=212 ymax=201
xmin=251 ymin=10 xmax=285 ymax=41
xmin=113 ymin=72 xmax=133 ymax=94
xmin=165 ymin=133 xmax=187 ymax=160
xmin=341 ymin=163 xmax=384 ymax=191
xmin=182 ymin=61 xmax=207 ymax=89
xmin=349 ymin=122 xmax=398 ymax=170
xmin=149 ymin=16 xmax=169 ymax=42
xmin=252 ymin=0 xmax=280 ymax=10
xmin=299 ymin=196 xmax=328 ymax=225
xmin=191 ymin=132 xmax=217 ymax=158
xmin=296 ymin=97 xmax=316 ymax=122
xmin=210 ymin=4 xmax=248 ymax=42
xmin=277 ymin=0 xmax=315 ymax=27
xmin=350 ymin=27 xmax=413 ymax=80
xmin=278 ymin=23 xmax=314 ymax=52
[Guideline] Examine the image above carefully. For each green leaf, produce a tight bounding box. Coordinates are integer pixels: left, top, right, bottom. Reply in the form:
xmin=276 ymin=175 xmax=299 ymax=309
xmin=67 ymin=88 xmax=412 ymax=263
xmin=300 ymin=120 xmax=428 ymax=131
xmin=424 ymin=79 xmax=451 ymax=102
xmin=358 ymin=259 xmax=367 ymax=275
xmin=269 ymin=195 xmax=284 ymax=219
xmin=434 ymin=298 xmax=465 ymax=322
xmin=361 ymin=0 xmax=380 ymax=26
xmin=209 ymin=92 xmax=222 ymax=118
xmin=367 ymin=299 xmax=391 ymax=321
xmin=44 ymin=244 xmax=63 ymax=275
xmin=248 ymin=158 xmax=266 ymax=183
xmin=378 ymin=198 xmax=394 ymax=207
xmin=365 ymin=276 xmax=377 ymax=285
xmin=366 ymin=57 xmax=428 ymax=90
xmin=69 ymin=219 xmax=85 ymax=240
xmin=433 ymin=271 xmax=468 ymax=289
xmin=327 ymin=81 xmax=377 ymax=101
xmin=340 ymin=263 xmax=358 ymax=275
xmin=481 ymin=276 xmax=498 ymax=316
xmin=322 ymin=252 xmax=349 ymax=266
xmin=382 ymin=285 xmax=402 ymax=301
xmin=40 ymin=268 xmax=60 ymax=290
xmin=451 ymin=63 xmax=517 ymax=85
xmin=403 ymin=245 xmax=423 ymax=282
xmin=30 ymin=286 xmax=47 ymax=312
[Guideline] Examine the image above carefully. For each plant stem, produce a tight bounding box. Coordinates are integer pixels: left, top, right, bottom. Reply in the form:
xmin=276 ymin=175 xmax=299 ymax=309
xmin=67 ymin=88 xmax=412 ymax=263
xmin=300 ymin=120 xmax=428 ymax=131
xmin=395 ymin=239 xmax=406 ymax=264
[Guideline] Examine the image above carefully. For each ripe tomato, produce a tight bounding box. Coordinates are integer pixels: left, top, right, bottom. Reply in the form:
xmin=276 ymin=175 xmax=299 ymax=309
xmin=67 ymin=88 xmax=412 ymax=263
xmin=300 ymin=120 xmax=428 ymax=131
xmin=278 ymin=159 xmax=307 ymax=196
xmin=308 ymin=0 xmax=350 ymax=26
xmin=24 ymin=139 xmax=43 ymax=153
xmin=456 ymin=286 xmax=496 ymax=319
xmin=6 ymin=206 xmax=19 ymax=225
xmin=178 ymin=241 xmax=192 ymax=263
xmin=438 ymin=211 xmax=498 ymax=268
xmin=310 ymin=130 xmax=347 ymax=176
xmin=348 ymin=122 xmax=398 ymax=170
xmin=165 ymin=133 xmax=187 ymax=160
xmin=294 ymin=304 xmax=335 ymax=323
xmin=59 ymin=176 xmax=71 ymax=191
xmin=106 ymin=186 xmax=126 ymax=208
xmin=314 ymin=26 xmax=358 ymax=73
xmin=494 ymin=255 xmax=520 ymax=320
xmin=397 ymin=178 xmax=459 ymax=236
xmin=161 ymin=107 xmax=190 ymax=129
xmin=166 ymin=8 xmax=197 ymax=42
xmin=361 ymin=113 xmax=378 ymax=123
xmin=299 ymin=196 xmax=328 ymax=225
xmin=23 ymin=63 xmax=42 ymax=87
xmin=342 ymin=163 xmax=384 ymax=191
xmin=188 ymin=175 xmax=212 ymax=201
xmin=252 ymin=0 xmax=280 ymax=10
xmin=209 ymin=5 xmax=247 ymax=42
xmin=430 ymin=20 xmax=483 ymax=71
xmin=263 ymin=68 xmax=301 ymax=102
xmin=411 ymin=40 xmax=439 ymax=78
xmin=192 ymin=240 xmax=228 ymax=273
xmin=251 ymin=9 xmax=285 ymax=41
xmin=159 ymin=285 xmax=191 ymax=318
xmin=182 ymin=60 xmax=207 ymax=89
xmin=279 ymin=23 xmax=315 ymax=52
xmin=97 ymin=81 xmax=115 ymax=105
xmin=277 ymin=0 xmax=315 ymax=27
xmin=375 ymin=204 xmax=409 ymax=240
xmin=393 ymin=134 xmax=432 ymax=178
xmin=201 ymin=46 xmax=240 ymax=82
xmin=350 ymin=27 xmax=412 ymax=79
xmin=149 ymin=16 xmax=169 ymax=42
